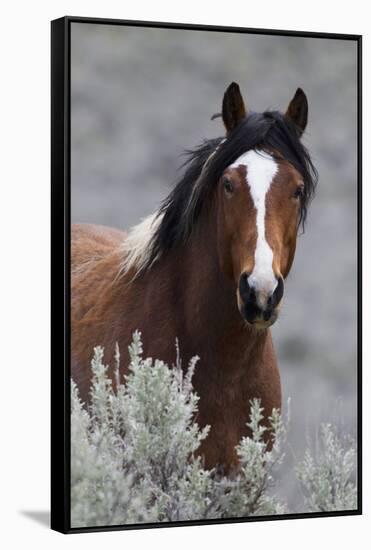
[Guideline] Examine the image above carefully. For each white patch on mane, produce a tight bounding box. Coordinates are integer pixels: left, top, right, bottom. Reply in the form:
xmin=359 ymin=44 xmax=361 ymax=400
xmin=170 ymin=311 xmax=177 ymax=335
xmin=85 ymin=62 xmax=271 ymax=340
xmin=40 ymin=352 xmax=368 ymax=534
xmin=119 ymin=211 xmax=163 ymax=279
xmin=230 ymin=150 xmax=278 ymax=306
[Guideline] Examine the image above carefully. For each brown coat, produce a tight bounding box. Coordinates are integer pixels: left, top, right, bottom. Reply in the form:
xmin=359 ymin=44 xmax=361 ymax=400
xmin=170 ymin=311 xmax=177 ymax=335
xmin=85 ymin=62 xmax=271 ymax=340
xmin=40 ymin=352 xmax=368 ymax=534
xmin=71 ymin=220 xmax=281 ymax=471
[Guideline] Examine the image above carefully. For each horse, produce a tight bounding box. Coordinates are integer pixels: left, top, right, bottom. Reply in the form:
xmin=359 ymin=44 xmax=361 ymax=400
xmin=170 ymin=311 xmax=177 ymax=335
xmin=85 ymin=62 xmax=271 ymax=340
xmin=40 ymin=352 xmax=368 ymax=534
xmin=71 ymin=82 xmax=317 ymax=471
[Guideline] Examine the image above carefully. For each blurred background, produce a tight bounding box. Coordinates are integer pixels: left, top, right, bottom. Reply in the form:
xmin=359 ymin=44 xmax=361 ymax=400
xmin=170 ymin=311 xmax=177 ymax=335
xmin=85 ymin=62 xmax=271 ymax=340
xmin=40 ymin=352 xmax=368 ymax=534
xmin=71 ymin=22 xmax=358 ymax=510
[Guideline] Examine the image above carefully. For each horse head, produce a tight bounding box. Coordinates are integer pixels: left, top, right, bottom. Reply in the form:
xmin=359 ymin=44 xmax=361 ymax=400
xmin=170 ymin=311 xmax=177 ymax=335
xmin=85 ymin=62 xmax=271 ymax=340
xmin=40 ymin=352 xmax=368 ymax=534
xmin=214 ymin=82 xmax=315 ymax=328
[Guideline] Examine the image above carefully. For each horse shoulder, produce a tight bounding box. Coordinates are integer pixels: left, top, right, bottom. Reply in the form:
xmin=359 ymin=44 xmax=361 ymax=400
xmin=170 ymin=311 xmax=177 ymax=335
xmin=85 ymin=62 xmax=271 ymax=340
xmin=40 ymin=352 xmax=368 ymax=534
xmin=71 ymin=223 xmax=132 ymax=398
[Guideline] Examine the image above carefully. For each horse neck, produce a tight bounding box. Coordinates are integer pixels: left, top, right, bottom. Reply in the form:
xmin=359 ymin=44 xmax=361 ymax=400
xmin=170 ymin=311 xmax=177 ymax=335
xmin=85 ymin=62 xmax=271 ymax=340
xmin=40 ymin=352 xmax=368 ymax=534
xmin=172 ymin=207 xmax=269 ymax=374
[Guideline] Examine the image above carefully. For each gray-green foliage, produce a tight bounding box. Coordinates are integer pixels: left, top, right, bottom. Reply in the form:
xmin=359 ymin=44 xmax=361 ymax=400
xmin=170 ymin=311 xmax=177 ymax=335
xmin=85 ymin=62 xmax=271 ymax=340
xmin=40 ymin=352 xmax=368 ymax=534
xmin=296 ymin=423 xmax=357 ymax=512
xmin=71 ymin=332 xmax=357 ymax=527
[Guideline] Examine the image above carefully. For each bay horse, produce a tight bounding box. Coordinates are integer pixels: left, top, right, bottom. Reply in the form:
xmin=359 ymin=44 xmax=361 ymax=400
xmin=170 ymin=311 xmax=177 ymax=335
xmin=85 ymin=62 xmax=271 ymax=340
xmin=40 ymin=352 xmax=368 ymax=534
xmin=71 ymin=82 xmax=317 ymax=471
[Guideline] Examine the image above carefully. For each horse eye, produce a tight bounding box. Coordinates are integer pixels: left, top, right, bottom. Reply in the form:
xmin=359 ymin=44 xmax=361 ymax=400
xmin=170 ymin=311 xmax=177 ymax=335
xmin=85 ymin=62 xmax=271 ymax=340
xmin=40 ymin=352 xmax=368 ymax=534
xmin=293 ymin=185 xmax=304 ymax=199
xmin=223 ymin=177 xmax=234 ymax=194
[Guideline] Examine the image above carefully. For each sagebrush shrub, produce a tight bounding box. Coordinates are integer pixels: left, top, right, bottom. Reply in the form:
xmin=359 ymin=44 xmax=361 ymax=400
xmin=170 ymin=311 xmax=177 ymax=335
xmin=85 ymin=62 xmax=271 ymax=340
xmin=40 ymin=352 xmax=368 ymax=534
xmin=71 ymin=332 xmax=357 ymax=527
xmin=296 ymin=423 xmax=357 ymax=512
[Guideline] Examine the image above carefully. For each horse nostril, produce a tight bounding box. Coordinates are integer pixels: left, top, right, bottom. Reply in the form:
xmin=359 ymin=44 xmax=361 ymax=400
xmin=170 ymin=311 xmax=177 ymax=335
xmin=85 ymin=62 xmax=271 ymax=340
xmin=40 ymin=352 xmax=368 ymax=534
xmin=272 ymin=277 xmax=284 ymax=308
xmin=239 ymin=272 xmax=254 ymax=303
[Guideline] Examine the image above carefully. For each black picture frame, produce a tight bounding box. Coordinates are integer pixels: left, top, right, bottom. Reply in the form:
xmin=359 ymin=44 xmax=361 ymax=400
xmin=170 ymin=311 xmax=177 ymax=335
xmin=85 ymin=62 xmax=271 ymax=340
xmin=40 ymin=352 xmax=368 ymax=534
xmin=51 ymin=16 xmax=362 ymax=534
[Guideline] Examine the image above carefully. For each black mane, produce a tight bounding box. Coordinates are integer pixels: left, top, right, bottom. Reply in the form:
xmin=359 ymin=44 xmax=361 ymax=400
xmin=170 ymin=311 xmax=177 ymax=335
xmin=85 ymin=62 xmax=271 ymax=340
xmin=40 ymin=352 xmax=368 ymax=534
xmin=145 ymin=110 xmax=318 ymax=270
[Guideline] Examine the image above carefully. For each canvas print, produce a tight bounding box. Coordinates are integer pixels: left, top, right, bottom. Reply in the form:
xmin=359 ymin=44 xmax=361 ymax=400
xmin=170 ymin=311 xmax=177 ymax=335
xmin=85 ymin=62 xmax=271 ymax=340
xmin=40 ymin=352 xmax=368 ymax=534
xmin=53 ymin=18 xmax=360 ymax=531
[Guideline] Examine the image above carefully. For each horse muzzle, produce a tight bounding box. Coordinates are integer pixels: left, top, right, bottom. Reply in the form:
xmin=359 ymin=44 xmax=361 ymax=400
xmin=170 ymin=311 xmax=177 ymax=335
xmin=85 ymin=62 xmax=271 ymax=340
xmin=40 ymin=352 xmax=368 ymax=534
xmin=237 ymin=273 xmax=284 ymax=328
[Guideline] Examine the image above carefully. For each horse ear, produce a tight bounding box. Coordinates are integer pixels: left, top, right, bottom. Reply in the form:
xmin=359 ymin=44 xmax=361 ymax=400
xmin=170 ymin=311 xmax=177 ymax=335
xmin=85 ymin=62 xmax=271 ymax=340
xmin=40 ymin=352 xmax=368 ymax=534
xmin=285 ymin=88 xmax=308 ymax=136
xmin=222 ymin=82 xmax=247 ymax=134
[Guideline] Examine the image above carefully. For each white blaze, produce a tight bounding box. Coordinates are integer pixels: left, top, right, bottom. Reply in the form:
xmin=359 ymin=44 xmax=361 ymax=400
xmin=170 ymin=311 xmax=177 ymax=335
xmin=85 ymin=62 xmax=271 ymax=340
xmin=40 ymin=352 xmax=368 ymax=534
xmin=230 ymin=150 xmax=278 ymax=307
